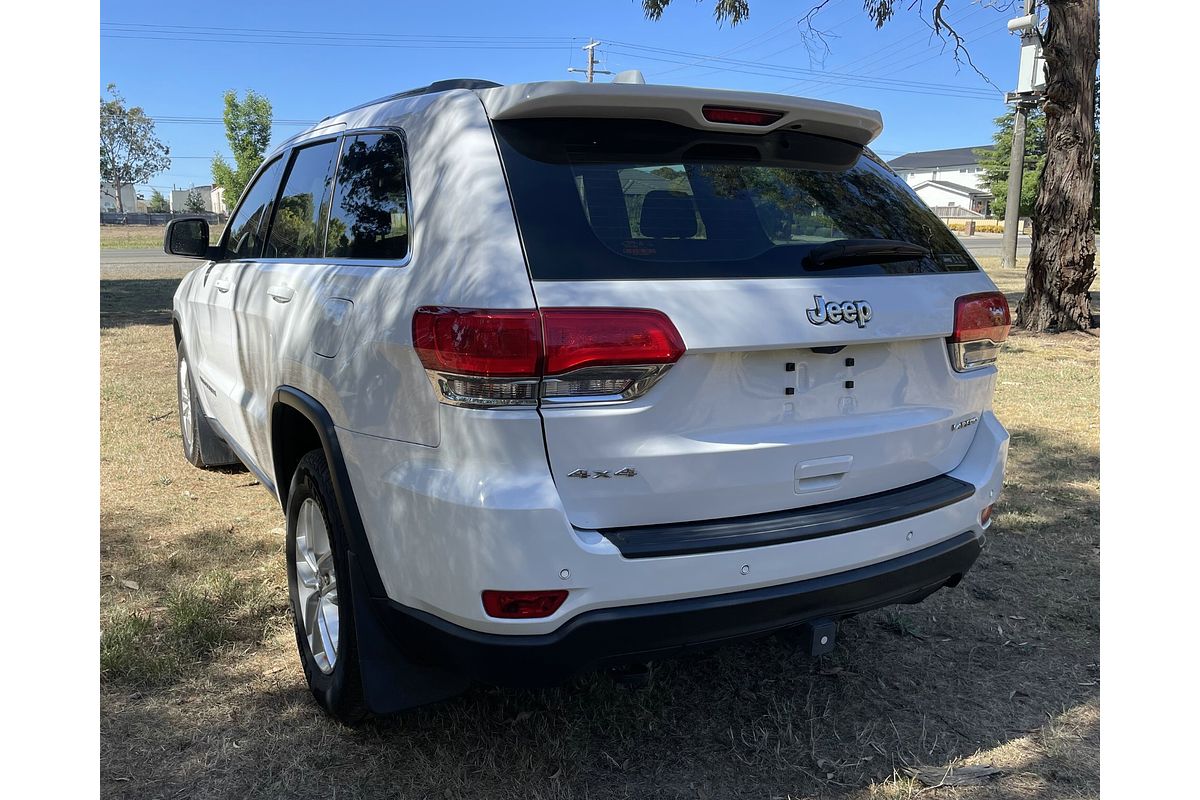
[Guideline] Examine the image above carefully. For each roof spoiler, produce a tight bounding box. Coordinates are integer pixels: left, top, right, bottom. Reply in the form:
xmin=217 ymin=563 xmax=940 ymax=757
xmin=477 ymin=81 xmax=883 ymax=146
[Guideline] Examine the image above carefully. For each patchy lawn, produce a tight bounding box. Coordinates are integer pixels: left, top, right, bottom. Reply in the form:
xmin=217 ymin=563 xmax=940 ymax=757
xmin=101 ymin=224 xmax=226 ymax=250
xmin=100 ymin=261 xmax=1098 ymax=799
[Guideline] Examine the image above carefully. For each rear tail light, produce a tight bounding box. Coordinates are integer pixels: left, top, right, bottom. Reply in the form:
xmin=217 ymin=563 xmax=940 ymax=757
xmin=412 ymin=308 xmax=542 ymax=406
xmin=980 ymin=503 xmax=996 ymax=528
xmin=482 ymin=589 xmax=568 ymax=619
xmin=413 ymin=306 xmax=685 ymax=408
xmin=948 ymin=292 xmax=1011 ymax=372
xmin=702 ymin=106 xmax=785 ymax=126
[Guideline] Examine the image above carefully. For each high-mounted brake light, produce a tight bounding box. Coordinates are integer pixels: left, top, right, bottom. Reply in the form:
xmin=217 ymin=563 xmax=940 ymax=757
xmin=412 ymin=306 xmax=686 ymax=408
xmin=701 ymin=105 xmax=785 ymax=126
xmin=482 ymin=589 xmax=568 ymax=619
xmin=947 ymin=292 xmax=1011 ymax=372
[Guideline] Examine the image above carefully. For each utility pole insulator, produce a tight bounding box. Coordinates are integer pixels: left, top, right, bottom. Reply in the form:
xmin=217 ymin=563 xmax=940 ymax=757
xmin=567 ymin=40 xmax=613 ymax=83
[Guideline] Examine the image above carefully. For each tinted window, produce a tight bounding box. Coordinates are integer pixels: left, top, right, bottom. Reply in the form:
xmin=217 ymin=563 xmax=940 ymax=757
xmin=325 ymin=133 xmax=410 ymax=260
xmin=263 ymin=140 xmax=338 ymax=259
xmin=222 ymin=158 xmax=284 ymax=260
xmin=495 ymin=118 xmax=977 ymax=280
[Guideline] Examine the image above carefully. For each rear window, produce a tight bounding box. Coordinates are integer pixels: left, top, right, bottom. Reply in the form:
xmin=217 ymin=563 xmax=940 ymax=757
xmin=493 ymin=118 xmax=977 ymax=280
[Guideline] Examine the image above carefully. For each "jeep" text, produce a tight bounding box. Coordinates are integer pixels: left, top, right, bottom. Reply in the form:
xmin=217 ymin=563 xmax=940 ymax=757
xmin=806 ymin=296 xmax=873 ymax=328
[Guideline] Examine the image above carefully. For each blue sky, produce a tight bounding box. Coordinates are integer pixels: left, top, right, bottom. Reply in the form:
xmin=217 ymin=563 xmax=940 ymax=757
xmin=100 ymin=0 xmax=1021 ymax=199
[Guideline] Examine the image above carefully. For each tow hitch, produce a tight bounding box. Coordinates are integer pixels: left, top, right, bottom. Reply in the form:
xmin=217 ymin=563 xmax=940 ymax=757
xmin=800 ymin=619 xmax=838 ymax=657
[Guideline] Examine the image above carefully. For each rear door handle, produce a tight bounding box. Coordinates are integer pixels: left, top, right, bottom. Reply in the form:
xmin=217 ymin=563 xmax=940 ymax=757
xmin=214 ymin=279 xmax=231 ymax=293
xmin=267 ymin=284 xmax=295 ymax=303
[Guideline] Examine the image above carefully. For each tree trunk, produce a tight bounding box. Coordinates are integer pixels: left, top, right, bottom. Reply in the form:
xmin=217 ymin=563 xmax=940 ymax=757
xmin=114 ymin=180 xmax=126 ymax=213
xmin=1016 ymin=0 xmax=1098 ymax=332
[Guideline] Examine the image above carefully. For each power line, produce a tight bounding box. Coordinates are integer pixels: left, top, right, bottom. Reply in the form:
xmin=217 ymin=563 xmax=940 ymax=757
xmin=804 ymin=24 xmax=1008 ymax=102
xmin=786 ymin=10 xmax=998 ymax=96
xmin=101 ymin=33 xmax=576 ymax=51
xmin=601 ymin=44 xmax=999 ymax=100
xmin=647 ymin=10 xmax=811 ymax=79
xmin=605 ymin=39 xmax=998 ymax=97
xmin=102 ymin=21 xmax=577 ymax=41
xmin=101 ymin=112 xmax=316 ymax=127
xmin=100 ymin=24 xmax=579 ymax=52
xmin=782 ymin=3 xmax=991 ymax=93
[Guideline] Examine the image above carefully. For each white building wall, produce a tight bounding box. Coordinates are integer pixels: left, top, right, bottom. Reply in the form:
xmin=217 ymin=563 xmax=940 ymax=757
xmin=171 ymin=187 xmax=217 ymax=213
xmin=898 ymin=164 xmax=987 ymax=191
xmin=914 ymin=184 xmax=974 ymax=209
xmin=100 ymin=183 xmax=138 ymax=212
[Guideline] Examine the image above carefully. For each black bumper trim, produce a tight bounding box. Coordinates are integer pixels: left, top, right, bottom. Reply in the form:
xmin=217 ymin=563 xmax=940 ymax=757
xmin=598 ymin=474 xmax=975 ymax=559
xmin=377 ymin=530 xmax=984 ymax=687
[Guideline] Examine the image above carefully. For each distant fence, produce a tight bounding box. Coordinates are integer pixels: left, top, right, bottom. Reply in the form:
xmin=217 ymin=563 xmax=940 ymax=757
xmin=101 ymin=211 xmax=228 ymax=226
xmin=931 ymin=206 xmax=985 ymax=219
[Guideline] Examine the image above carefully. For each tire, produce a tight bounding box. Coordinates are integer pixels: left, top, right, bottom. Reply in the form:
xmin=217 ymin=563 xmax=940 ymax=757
xmin=286 ymin=449 xmax=369 ymax=724
xmin=175 ymin=342 xmax=238 ymax=469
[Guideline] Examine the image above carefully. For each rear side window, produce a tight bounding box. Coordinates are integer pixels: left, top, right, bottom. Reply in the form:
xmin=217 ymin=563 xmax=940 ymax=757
xmin=325 ymin=133 xmax=410 ymax=260
xmin=263 ymin=140 xmax=339 ymax=259
xmin=494 ymin=118 xmax=977 ymax=280
xmin=222 ymin=157 xmax=284 ymax=260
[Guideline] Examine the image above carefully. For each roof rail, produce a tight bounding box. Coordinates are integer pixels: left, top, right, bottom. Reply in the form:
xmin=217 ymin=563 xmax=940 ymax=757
xmin=329 ymin=78 xmax=502 ymax=119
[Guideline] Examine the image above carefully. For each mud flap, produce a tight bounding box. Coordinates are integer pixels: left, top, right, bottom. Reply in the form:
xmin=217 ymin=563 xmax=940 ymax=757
xmin=348 ymin=552 xmax=469 ymax=715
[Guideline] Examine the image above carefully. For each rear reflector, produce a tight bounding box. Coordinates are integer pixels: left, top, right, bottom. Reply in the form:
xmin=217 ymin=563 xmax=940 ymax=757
xmin=980 ymin=503 xmax=995 ymax=527
xmin=482 ymin=589 xmax=568 ymax=619
xmin=701 ymin=105 xmax=784 ymax=126
xmin=413 ymin=306 xmax=685 ymax=407
xmin=948 ymin=292 xmax=1011 ymax=372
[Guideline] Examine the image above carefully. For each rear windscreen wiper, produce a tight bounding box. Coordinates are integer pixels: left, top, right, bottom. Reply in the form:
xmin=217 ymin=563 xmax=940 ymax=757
xmin=803 ymin=239 xmax=931 ymax=270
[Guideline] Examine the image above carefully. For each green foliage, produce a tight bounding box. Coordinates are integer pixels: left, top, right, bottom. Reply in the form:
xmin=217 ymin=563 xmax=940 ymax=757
xmin=147 ymin=188 xmax=169 ymax=213
xmin=976 ymin=108 xmax=1047 ymax=218
xmin=643 ymin=0 xmax=750 ymax=24
xmin=100 ymin=84 xmax=171 ymax=213
xmin=100 ymin=611 xmax=178 ymax=684
xmin=642 ymin=0 xmax=907 ymax=27
xmin=184 ymin=188 xmax=206 ymax=213
xmin=211 ymin=89 xmax=273 ymax=209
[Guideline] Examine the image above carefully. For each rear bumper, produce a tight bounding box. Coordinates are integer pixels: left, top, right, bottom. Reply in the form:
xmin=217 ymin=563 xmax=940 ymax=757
xmin=340 ymin=411 xmax=1007 ymax=635
xmin=375 ymin=529 xmax=983 ymax=686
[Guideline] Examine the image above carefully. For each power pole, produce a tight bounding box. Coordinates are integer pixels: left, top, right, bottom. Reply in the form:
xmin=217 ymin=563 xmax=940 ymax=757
xmin=1001 ymin=105 xmax=1030 ymax=270
xmin=567 ymin=40 xmax=613 ymax=83
xmin=1002 ymin=0 xmax=1045 ymax=270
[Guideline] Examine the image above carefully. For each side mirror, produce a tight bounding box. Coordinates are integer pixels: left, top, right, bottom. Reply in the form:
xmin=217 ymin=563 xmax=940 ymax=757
xmin=164 ymin=217 xmax=211 ymax=258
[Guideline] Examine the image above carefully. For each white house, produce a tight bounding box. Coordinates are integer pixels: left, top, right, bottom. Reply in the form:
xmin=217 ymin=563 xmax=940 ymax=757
xmin=100 ymin=182 xmax=138 ymax=212
xmin=888 ymin=146 xmax=995 ymax=217
xmin=171 ymin=185 xmax=227 ymax=214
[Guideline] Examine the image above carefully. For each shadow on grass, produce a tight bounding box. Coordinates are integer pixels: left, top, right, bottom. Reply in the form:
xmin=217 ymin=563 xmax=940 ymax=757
xmin=101 ymin=277 xmax=183 ymax=329
xmin=100 ymin=421 xmax=1100 ymax=799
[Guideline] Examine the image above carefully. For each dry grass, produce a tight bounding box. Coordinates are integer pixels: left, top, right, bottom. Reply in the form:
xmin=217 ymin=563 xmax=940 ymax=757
xmin=101 ymin=224 xmax=226 ymax=250
xmin=100 ymin=260 xmax=1098 ymax=799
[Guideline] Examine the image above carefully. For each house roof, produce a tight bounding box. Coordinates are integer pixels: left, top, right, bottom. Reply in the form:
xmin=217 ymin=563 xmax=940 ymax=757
xmin=888 ymin=145 xmax=993 ymax=170
xmin=914 ymin=179 xmax=992 ymax=197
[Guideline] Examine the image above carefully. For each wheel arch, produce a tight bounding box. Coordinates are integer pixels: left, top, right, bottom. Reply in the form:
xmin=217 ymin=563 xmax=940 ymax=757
xmin=269 ymin=387 xmax=386 ymax=598
xmin=269 ymin=387 xmax=463 ymax=713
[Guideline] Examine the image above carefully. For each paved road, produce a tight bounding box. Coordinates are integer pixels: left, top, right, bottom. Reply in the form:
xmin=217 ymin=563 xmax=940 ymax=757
xmin=101 ymin=248 xmax=191 ymax=265
xmin=100 ymin=248 xmax=193 ymax=279
xmin=956 ymin=234 xmax=1032 ymax=258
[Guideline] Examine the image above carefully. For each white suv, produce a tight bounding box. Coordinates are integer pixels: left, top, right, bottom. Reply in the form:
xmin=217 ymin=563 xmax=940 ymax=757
xmin=168 ymin=78 xmax=1011 ymax=722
